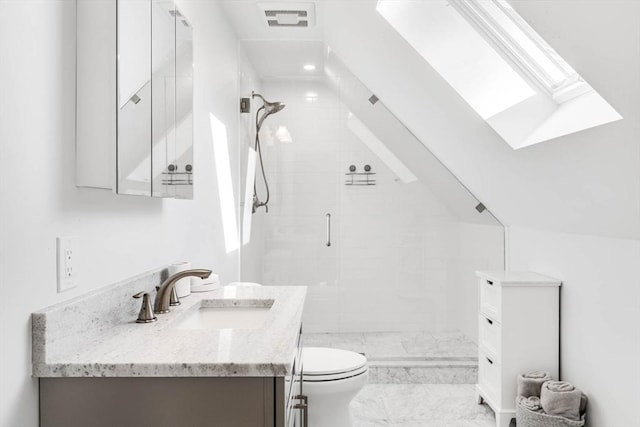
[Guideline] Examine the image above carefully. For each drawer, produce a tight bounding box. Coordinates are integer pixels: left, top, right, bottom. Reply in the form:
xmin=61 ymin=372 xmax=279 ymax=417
xmin=479 ymin=277 xmax=501 ymax=322
xmin=478 ymin=350 xmax=501 ymax=403
xmin=478 ymin=314 xmax=501 ymax=363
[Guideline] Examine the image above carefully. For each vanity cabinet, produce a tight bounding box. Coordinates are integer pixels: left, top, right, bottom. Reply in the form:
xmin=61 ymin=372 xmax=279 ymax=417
xmin=40 ymin=328 xmax=304 ymax=427
xmin=475 ymin=271 xmax=561 ymax=427
xmin=76 ymin=0 xmax=194 ymax=199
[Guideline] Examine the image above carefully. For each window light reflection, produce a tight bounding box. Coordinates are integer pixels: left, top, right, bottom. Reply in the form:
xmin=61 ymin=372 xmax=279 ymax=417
xmin=210 ymin=113 xmax=239 ymax=253
xmin=242 ymin=148 xmax=257 ymax=246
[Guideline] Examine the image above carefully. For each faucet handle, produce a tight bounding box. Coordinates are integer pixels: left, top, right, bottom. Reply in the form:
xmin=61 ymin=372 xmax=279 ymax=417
xmin=156 ymin=285 xmax=181 ymax=307
xmin=133 ymin=292 xmax=157 ymax=323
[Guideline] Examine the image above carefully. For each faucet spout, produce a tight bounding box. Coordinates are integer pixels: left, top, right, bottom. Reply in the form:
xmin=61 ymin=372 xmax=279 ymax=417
xmin=154 ymin=269 xmax=212 ymax=314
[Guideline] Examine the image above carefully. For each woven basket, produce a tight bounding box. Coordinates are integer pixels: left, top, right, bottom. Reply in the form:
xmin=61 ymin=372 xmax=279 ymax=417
xmin=516 ymin=401 xmax=585 ymax=427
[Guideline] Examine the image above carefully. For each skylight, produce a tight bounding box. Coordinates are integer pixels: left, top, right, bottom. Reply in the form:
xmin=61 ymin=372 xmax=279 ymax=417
xmin=376 ymin=0 xmax=536 ymax=120
xmin=377 ymin=0 xmax=622 ymax=149
xmin=450 ymin=0 xmax=589 ymax=101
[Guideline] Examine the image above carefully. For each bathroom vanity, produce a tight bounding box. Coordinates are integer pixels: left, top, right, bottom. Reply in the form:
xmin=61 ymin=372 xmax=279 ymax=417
xmin=32 ymin=269 xmax=306 ymax=427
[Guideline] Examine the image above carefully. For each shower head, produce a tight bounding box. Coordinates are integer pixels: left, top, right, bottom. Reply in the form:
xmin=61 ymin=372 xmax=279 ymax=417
xmin=252 ymin=92 xmax=285 ymax=129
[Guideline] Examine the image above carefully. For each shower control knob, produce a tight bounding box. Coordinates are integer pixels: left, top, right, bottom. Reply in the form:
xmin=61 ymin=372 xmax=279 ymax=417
xmin=349 ymin=165 xmax=356 ymax=172
xmin=364 ymin=164 xmax=371 ymax=172
xmin=185 ymin=164 xmax=193 ymax=172
xmin=168 ymin=164 xmax=176 ymax=172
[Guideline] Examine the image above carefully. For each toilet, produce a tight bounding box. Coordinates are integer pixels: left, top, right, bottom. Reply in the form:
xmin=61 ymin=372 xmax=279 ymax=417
xmin=229 ymin=282 xmax=368 ymax=426
xmin=302 ymin=347 xmax=368 ymax=427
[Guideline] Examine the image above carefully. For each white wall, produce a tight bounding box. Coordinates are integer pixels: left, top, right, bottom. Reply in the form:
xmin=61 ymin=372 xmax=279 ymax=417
xmin=323 ymin=0 xmax=640 ymax=240
xmin=508 ymin=227 xmax=640 ymax=427
xmin=0 ymin=1 xmax=242 ymax=425
xmin=451 ymin=223 xmax=505 ymax=343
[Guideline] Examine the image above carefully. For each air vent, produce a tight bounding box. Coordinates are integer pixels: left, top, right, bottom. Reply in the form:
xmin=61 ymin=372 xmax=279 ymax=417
xmin=258 ymin=3 xmax=316 ymax=28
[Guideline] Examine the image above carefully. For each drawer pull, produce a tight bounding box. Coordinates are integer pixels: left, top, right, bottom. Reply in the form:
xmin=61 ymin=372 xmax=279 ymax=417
xmin=486 ymin=318 xmax=493 ymax=325
xmin=486 ymin=357 xmax=494 ymax=365
xmin=486 ymin=280 xmax=494 ymax=286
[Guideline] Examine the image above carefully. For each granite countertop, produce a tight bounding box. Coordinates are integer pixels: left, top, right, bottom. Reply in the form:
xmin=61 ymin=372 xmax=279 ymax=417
xmin=33 ymin=276 xmax=306 ymax=378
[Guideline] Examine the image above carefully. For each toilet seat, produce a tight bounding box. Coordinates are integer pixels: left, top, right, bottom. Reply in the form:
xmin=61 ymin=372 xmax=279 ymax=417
xmin=302 ymin=347 xmax=368 ymax=382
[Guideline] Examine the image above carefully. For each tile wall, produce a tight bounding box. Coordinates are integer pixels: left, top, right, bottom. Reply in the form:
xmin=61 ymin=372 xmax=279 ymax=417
xmin=247 ymin=79 xmax=502 ymax=335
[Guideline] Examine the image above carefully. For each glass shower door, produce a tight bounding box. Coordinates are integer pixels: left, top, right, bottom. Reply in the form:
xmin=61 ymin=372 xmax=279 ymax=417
xmin=245 ymin=79 xmax=342 ymax=333
xmin=238 ymin=40 xmax=505 ymax=338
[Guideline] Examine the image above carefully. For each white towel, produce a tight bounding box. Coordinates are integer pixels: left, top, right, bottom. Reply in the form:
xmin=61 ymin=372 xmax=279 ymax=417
xmin=517 ymin=371 xmax=552 ymax=397
xmin=540 ymin=381 xmax=582 ymax=421
xmin=517 ymin=395 xmax=543 ymax=412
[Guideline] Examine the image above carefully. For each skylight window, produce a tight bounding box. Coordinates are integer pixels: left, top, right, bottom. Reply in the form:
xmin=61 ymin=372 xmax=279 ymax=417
xmin=376 ymin=0 xmax=536 ymax=120
xmin=377 ymin=0 xmax=622 ymax=149
xmin=450 ymin=0 xmax=589 ymax=102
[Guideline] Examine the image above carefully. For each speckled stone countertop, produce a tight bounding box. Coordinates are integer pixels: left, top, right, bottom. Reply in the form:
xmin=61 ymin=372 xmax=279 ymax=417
xmin=32 ymin=268 xmax=306 ymax=378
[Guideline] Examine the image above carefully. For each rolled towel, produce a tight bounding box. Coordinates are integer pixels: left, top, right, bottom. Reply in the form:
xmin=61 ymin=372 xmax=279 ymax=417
xmin=540 ymin=381 xmax=583 ymax=421
xmin=516 ymin=395 xmax=543 ymax=412
xmin=517 ymin=371 xmax=552 ymax=397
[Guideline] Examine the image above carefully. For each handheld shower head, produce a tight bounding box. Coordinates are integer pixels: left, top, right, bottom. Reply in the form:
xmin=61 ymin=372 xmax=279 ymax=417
xmin=250 ymin=91 xmax=286 ymax=214
xmin=252 ymin=92 xmax=285 ymax=130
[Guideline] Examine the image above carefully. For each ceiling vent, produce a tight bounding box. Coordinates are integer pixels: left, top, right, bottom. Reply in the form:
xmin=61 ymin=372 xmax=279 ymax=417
xmin=258 ymin=3 xmax=316 ymax=28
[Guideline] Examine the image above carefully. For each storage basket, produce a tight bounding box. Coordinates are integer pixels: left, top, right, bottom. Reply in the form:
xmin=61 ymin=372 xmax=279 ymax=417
xmin=516 ymin=400 xmax=585 ymax=427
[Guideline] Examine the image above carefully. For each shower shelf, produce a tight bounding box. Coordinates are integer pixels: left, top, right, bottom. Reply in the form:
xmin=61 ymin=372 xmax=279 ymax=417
xmin=161 ymin=171 xmax=193 ymax=186
xmin=345 ymin=172 xmax=376 ymax=186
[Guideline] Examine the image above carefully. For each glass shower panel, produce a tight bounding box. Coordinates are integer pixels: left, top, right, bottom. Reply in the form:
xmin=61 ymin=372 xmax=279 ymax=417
xmin=238 ymin=40 xmax=504 ymax=337
xmin=246 ymin=79 xmax=342 ymax=332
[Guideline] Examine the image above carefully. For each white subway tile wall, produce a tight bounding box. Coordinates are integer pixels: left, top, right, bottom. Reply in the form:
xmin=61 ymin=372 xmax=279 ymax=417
xmin=251 ymin=80 xmax=503 ymax=335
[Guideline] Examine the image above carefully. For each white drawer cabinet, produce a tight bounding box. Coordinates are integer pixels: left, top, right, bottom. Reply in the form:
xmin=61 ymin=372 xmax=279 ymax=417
xmin=475 ymin=271 xmax=561 ymax=427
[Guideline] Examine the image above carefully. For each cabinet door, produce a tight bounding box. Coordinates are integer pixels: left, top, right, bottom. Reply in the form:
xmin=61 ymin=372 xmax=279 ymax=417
xmin=151 ymin=0 xmax=176 ymax=197
xmin=117 ymin=0 xmax=152 ymax=196
xmin=41 ymin=377 xmax=273 ymax=427
xmin=171 ymin=6 xmax=194 ymax=199
xmin=114 ymin=0 xmax=194 ymax=198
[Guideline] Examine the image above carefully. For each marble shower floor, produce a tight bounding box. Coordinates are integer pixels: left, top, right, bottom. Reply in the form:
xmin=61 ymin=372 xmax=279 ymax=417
xmin=351 ymin=384 xmax=495 ymax=427
xmin=303 ymin=330 xmax=478 ymax=361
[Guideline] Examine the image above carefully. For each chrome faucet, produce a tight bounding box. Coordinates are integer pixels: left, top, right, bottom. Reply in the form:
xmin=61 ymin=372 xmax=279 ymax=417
xmin=154 ymin=269 xmax=212 ymax=314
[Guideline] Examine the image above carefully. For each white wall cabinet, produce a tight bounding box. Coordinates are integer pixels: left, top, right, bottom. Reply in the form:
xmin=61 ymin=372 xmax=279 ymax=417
xmin=76 ymin=0 xmax=194 ymax=199
xmin=475 ymin=271 xmax=561 ymax=427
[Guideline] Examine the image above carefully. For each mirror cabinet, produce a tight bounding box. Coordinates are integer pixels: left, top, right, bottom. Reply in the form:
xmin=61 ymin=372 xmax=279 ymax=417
xmin=76 ymin=0 xmax=193 ymax=199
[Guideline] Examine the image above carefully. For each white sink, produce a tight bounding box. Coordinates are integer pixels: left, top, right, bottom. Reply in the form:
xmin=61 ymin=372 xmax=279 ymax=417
xmin=175 ymin=305 xmax=272 ymax=330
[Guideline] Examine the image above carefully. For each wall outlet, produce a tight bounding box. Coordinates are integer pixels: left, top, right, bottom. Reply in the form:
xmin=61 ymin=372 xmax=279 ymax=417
xmin=57 ymin=237 xmax=77 ymax=292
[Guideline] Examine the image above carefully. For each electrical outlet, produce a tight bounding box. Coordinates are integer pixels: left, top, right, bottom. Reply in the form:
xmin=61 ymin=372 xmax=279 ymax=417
xmin=57 ymin=237 xmax=77 ymax=292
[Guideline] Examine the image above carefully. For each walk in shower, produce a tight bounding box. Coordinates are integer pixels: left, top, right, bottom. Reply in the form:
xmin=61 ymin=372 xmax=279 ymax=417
xmin=237 ymin=41 xmax=504 ymax=367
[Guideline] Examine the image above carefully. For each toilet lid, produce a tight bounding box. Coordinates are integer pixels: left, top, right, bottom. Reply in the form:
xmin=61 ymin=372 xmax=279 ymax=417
xmin=302 ymin=347 xmax=367 ymax=377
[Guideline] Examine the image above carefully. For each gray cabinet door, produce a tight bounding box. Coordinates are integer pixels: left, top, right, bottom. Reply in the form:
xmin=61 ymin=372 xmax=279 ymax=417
xmin=40 ymin=377 xmax=275 ymax=427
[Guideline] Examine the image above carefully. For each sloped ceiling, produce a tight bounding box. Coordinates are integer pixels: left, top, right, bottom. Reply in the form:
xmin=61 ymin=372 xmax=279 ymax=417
xmin=221 ymin=0 xmax=640 ymax=240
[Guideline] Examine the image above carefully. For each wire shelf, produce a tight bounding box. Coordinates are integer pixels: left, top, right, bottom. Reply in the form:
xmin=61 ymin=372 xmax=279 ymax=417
xmin=345 ymin=172 xmax=376 ymax=186
xmin=161 ymin=171 xmax=193 ymax=186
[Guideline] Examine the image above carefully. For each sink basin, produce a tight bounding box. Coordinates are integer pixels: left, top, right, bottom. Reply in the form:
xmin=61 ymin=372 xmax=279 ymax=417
xmin=175 ymin=305 xmax=272 ymax=330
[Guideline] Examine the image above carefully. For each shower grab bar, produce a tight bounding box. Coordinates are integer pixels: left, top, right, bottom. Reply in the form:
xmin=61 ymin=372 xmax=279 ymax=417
xmin=326 ymin=213 xmax=331 ymax=247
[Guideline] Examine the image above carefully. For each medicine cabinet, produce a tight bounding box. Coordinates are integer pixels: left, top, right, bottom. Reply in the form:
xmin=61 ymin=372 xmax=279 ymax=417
xmin=76 ymin=0 xmax=194 ymax=199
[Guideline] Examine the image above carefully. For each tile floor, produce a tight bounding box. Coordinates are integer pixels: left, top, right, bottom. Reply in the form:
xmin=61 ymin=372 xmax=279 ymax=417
xmin=351 ymin=384 xmax=495 ymax=427
xmin=305 ymin=331 xmax=495 ymax=425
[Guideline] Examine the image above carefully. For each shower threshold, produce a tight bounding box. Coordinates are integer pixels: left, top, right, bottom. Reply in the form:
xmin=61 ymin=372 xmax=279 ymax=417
xmin=302 ymin=330 xmax=478 ymax=384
